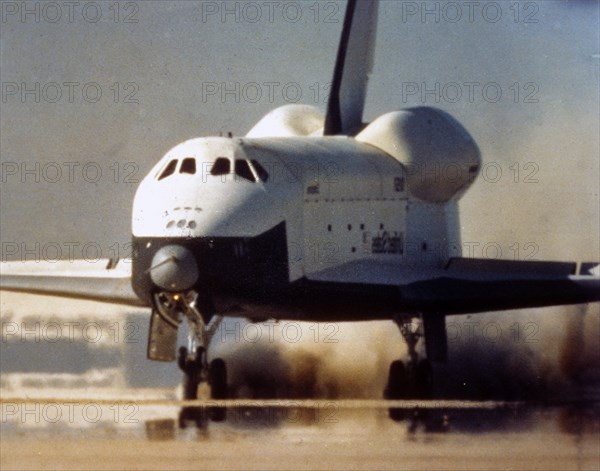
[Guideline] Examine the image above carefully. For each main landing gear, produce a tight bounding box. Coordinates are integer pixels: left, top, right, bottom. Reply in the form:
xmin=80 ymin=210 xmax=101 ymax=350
xmin=384 ymin=315 xmax=434 ymax=400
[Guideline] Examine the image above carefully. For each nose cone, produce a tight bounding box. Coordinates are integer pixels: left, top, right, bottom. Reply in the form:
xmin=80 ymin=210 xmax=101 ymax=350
xmin=149 ymin=245 xmax=199 ymax=291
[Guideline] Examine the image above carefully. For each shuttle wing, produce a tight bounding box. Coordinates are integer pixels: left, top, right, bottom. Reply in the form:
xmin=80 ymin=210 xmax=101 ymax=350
xmin=323 ymin=0 xmax=378 ymax=135
xmin=0 ymin=259 xmax=145 ymax=307
xmin=308 ymin=258 xmax=600 ymax=314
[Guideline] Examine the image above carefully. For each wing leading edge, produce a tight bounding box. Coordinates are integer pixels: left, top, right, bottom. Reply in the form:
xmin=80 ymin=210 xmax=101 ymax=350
xmin=0 ymin=259 xmax=145 ymax=307
xmin=308 ymin=257 xmax=600 ymax=315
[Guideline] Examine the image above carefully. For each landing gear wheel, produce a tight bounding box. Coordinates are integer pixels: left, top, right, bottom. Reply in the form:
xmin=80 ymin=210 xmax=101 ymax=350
xmin=384 ymin=359 xmax=433 ymax=400
xmin=208 ymin=358 xmax=228 ymax=399
xmin=415 ymin=360 xmax=433 ymax=399
xmin=178 ymin=346 xmax=205 ymax=400
xmin=178 ymin=345 xmax=211 ymax=427
xmin=385 ymin=360 xmax=408 ymax=400
xmin=385 ymin=360 xmax=408 ymax=421
xmin=208 ymin=358 xmax=228 ymax=421
xmin=182 ymin=374 xmax=200 ymax=401
xmin=177 ymin=346 xmax=187 ymax=371
xmin=385 ymin=316 xmax=436 ymax=401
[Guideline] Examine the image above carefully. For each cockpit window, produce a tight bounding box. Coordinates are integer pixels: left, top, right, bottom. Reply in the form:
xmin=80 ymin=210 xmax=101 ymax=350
xmin=180 ymin=157 xmax=196 ymax=174
xmin=209 ymin=157 xmax=265 ymax=183
xmin=158 ymin=159 xmax=178 ymax=180
xmin=211 ymin=157 xmax=230 ymax=176
xmin=251 ymin=160 xmax=269 ymax=182
xmin=235 ymin=159 xmax=255 ymax=182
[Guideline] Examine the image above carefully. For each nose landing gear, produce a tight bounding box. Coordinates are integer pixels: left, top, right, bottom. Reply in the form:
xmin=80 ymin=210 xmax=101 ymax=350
xmin=175 ymin=291 xmax=227 ymax=401
xmin=168 ymin=291 xmax=228 ymax=426
xmin=150 ymin=290 xmax=228 ymax=401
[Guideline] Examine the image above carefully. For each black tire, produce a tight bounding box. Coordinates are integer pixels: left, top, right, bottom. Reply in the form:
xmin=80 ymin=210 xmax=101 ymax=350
xmin=179 ymin=345 xmax=204 ymax=400
xmin=208 ymin=358 xmax=228 ymax=421
xmin=415 ymin=359 xmax=433 ymax=399
xmin=177 ymin=346 xmax=188 ymax=372
xmin=384 ymin=360 xmax=407 ymax=399
xmin=209 ymin=358 xmax=228 ymax=399
xmin=182 ymin=370 xmax=199 ymax=400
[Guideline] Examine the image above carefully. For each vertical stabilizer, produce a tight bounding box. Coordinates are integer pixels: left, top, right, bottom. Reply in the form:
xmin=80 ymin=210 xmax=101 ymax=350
xmin=324 ymin=0 xmax=379 ymax=135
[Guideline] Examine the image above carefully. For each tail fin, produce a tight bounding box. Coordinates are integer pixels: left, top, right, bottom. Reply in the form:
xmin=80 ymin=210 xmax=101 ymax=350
xmin=324 ymin=0 xmax=379 ymax=136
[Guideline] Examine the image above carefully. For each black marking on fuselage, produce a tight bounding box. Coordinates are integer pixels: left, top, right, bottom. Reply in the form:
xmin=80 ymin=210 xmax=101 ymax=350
xmin=132 ymin=221 xmax=402 ymax=321
xmin=132 ymin=222 xmax=289 ymax=306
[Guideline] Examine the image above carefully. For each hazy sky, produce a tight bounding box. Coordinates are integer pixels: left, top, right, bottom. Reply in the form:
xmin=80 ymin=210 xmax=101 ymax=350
xmin=1 ymin=0 xmax=598 ymax=263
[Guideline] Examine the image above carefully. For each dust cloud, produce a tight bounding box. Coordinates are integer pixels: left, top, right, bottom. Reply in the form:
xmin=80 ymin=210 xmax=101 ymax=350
xmin=213 ymin=305 xmax=599 ymax=401
xmin=216 ymin=321 xmax=400 ymax=399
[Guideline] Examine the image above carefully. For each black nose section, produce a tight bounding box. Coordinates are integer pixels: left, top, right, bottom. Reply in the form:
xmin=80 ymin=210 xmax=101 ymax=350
xmin=149 ymin=245 xmax=199 ymax=291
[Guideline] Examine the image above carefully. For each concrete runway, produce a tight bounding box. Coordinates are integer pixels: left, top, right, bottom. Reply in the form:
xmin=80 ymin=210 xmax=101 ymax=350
xmin=1 ymin=397 xmax=599 ymax=471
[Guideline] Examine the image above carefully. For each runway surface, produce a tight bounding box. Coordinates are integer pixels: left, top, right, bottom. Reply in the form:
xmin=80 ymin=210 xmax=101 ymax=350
xmin=1 ymin=396 xmax=599 ymax=471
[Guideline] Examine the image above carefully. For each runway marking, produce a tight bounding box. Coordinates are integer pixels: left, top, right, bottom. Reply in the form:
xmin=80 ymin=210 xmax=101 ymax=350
xmin=0 ymin=397 xmax=524 ymax=409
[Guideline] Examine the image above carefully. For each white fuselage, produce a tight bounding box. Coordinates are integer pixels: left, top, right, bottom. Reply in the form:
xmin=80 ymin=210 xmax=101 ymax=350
xmin=132 ymin=135 xmax=463 ymax=285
